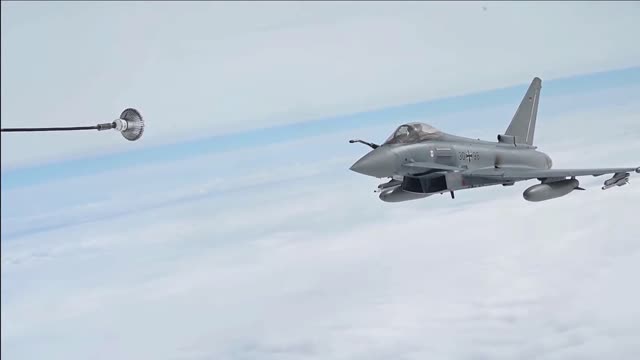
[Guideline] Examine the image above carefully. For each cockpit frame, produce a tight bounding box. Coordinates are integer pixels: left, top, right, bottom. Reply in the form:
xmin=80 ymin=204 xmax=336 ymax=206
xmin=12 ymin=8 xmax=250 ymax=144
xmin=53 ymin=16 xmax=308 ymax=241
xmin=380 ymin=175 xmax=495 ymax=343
xmin=383 ymin=122 xmax=442 ymax=145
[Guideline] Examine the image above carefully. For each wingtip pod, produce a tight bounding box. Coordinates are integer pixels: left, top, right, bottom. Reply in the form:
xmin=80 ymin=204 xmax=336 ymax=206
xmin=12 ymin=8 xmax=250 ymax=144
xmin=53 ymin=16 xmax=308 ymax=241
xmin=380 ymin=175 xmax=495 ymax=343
xmin=636 ymin=167 xmax=640 ymax=173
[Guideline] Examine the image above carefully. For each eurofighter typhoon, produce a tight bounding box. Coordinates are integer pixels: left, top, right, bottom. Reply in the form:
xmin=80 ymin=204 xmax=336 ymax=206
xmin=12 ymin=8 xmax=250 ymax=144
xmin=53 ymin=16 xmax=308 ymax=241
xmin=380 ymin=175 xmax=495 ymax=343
xmin=349 ymin=77 xmax=639 ymax=202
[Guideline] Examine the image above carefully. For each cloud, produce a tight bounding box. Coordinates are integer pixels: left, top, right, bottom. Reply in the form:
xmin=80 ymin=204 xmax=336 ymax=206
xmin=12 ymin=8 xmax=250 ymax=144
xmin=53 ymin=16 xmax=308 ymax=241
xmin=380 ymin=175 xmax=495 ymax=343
xmin=3 ymin=179 xmax=640 ymax=360
xmin=2 ymin=2 xmax=640 ymax=166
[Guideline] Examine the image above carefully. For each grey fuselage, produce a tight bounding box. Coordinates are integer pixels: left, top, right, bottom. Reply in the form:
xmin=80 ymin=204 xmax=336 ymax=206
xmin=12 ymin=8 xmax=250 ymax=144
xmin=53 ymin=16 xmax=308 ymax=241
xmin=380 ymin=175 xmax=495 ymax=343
xmin=397 ymin=134 xmax=551 ymax=175
xmin=352 ymin=132 xmax=553 ymax=194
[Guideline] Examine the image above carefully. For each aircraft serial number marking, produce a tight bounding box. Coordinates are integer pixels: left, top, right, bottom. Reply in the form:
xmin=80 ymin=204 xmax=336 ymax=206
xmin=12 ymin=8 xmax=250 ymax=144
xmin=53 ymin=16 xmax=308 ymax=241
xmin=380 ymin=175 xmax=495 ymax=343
xmin=459 ymin=151 xmax=480 ymax=162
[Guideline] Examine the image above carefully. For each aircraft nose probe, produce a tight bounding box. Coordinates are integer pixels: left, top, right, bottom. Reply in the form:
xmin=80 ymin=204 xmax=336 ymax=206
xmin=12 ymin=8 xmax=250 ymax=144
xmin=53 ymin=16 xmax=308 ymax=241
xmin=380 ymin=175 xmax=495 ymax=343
xmin=349 ymin=139 xmax=379 ymax=149
xmin=1 ymin=108 xmax=145 ymax=141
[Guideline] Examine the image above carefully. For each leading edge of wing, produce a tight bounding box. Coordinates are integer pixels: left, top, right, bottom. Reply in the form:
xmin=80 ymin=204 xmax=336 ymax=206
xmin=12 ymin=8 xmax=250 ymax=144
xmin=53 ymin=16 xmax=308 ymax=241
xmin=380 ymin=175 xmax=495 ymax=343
xmin=465 ymin=166 xmax=640 ymax=180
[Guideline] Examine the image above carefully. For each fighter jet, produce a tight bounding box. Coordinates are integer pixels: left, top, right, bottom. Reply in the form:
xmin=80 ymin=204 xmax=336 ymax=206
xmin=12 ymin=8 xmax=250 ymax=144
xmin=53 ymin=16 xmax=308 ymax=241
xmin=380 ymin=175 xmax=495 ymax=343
xmin=349 ymin=77 xmax=639 ymax=202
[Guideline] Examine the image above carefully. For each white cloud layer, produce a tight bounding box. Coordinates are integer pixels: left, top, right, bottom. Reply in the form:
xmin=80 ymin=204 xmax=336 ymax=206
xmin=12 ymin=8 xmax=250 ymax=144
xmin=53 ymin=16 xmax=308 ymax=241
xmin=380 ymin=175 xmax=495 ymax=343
xmin=2 ymin=84 xmax=640 ymax=359
xmin=2 ymin=1 xmax=640 ymax=166
xmin=3 ymin=175 xmax=640 ymax=360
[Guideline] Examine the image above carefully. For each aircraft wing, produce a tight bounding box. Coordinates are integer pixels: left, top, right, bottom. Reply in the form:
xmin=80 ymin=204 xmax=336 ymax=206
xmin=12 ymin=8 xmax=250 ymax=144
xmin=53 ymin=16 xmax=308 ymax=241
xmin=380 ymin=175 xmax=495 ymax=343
xmin=465 ymin=166 xmax=640 ymax=180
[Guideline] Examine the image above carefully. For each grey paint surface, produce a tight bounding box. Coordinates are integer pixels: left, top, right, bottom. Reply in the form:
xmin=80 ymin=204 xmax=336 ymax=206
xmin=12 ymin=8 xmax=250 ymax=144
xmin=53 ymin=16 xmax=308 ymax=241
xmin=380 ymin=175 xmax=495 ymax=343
xmin=350 ymin=77 xmax=639 ymax=202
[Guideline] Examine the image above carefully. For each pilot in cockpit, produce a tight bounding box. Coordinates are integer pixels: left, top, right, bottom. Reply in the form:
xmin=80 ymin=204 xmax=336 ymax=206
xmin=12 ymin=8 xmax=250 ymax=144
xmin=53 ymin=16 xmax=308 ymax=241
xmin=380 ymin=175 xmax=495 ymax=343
xmin=384 ymin=122 xmax=441 ymax=145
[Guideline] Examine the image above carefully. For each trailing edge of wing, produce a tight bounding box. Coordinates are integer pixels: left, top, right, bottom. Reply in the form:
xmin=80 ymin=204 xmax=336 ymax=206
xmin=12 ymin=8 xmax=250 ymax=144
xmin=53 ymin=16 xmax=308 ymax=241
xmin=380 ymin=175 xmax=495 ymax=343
xmin=465 ymin=166 xmax=640 ymax=180
xmin=402 ymin=162 xmax=464 ymax=172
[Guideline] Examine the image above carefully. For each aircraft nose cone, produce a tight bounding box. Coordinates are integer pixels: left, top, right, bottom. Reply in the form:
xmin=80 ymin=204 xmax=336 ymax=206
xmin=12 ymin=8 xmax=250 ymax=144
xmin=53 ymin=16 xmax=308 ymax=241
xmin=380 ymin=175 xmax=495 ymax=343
xmin=350 ymin=147 xmax=399 ymax=178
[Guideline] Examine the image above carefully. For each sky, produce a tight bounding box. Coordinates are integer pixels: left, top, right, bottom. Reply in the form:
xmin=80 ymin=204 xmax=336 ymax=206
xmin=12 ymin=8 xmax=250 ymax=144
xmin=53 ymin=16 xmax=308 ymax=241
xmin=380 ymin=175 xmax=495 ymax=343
xmin=2 ymin=2 xmax=640 ymax=360
xmin=2 ymin=1 xmax=640 ymax=167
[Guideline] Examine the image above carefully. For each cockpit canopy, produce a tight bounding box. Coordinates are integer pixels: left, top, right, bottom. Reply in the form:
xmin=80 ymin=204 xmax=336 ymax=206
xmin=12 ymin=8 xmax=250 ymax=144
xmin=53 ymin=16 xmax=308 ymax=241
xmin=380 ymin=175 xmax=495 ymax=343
xmin=383 ymin=122 xmax=442 ymax=145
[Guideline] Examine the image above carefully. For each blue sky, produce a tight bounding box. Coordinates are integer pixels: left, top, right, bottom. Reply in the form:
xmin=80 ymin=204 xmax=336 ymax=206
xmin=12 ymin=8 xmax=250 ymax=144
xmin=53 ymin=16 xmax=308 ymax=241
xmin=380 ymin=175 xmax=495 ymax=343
xmin=2 ymin=66 xmax=639 ymax=190
xmin=2 ymin=2 xmax=640 ymax=360
xmin=3 ymin=2 xmax=640 ymax=168
xmin=2 ymin=67 xmax=639 ymax=241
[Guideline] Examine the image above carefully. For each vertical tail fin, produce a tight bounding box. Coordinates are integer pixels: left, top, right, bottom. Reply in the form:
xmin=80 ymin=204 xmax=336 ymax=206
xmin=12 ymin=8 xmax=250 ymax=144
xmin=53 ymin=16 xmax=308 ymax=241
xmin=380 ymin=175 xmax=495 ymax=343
xmin=504 ymin=77 xmax=541 ymax=145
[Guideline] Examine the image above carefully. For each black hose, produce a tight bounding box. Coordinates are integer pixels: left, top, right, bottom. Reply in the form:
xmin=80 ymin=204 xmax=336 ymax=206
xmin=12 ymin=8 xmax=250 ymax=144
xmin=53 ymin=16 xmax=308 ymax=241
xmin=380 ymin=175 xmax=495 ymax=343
xmin=1 ymin=126 xmax=99 ymax=132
